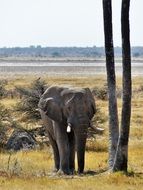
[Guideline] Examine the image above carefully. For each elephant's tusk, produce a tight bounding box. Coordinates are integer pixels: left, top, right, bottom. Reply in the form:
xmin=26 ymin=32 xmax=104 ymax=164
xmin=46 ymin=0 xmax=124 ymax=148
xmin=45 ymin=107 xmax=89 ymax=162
xmin=67 ymin=123 xmax=71 ymax=133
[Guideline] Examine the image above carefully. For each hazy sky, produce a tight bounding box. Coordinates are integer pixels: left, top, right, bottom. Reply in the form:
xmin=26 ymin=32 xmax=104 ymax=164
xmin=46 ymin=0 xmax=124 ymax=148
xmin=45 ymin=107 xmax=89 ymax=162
xmin=0 ymin=0 xmax=142 ymax=47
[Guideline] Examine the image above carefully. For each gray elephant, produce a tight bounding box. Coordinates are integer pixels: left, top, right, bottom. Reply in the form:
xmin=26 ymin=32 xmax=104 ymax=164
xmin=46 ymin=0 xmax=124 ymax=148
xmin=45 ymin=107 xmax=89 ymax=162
xmin=38 ymin=86 xmax=96 ymax=175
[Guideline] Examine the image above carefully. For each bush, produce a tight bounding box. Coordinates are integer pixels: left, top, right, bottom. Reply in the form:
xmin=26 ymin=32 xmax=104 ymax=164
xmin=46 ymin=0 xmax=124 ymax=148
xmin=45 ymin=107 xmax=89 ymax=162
xmin=0 ymin=103 xmax=11 ymax=124
xmin=0 ymin=103 xmax=18 ymax=149
xmin=15 ymin=78 xmax=47 ymax=122
xmin=0 ymin=80 xmax=7 ymax=99
xmin=92 ymin=84 xmax=108 ymax=100
xmin=92 ymin=85 xmax=123 ymax=100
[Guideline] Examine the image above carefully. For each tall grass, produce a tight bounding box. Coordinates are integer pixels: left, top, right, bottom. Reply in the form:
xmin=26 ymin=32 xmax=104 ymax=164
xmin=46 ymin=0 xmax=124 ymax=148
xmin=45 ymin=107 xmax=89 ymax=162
xmin=0 ymin=75 xmax=143 ymax=189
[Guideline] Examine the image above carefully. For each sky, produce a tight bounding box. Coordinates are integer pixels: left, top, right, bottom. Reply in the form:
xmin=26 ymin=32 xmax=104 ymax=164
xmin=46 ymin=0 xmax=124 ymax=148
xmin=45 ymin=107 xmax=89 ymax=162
xmin=0 ymin=0 xmax=142 ymax=47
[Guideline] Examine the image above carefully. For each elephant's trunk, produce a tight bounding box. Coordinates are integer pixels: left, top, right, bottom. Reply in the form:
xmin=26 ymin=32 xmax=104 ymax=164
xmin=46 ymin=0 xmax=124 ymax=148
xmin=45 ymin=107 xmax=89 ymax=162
xmin=75 ymin=125 xmax=88 ymax=174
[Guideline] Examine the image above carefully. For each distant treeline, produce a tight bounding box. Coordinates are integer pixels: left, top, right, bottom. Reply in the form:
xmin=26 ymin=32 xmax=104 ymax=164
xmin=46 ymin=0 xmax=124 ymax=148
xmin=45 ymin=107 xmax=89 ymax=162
xmin=0 ymin=46 xmax=143 ymax=57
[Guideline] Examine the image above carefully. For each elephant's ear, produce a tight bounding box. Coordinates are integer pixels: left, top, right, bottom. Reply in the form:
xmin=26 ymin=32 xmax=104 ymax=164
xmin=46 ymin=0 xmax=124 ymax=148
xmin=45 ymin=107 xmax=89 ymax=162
xmin=84 ymin=88 xmax=96 ymax=119
xmin=38 ymin=97 xmax=62 ymax=122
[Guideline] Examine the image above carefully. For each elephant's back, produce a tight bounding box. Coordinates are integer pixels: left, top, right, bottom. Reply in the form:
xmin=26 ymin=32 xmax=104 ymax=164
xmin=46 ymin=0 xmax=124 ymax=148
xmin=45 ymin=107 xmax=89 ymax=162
xmin=42 ymin=86 xmax=66 ymax=99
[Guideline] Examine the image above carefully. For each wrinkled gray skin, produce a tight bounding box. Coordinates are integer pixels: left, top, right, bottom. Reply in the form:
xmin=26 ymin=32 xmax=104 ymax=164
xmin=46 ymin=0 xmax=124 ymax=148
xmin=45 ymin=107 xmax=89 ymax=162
xmin=38 ymin=86 xmax=96 ymax=175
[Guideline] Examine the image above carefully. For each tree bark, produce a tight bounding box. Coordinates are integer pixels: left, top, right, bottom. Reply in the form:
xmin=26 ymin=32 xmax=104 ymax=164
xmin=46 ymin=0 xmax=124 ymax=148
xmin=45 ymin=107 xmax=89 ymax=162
xmin=102 ymin=0 xmax=119 ymax=169
xmin=113 ymin=0 xmax=132 ymax=172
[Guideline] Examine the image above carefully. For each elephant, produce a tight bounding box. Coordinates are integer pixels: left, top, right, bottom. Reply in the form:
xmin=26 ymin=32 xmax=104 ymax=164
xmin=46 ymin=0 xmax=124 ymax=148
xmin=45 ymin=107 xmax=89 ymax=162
xmin=38 ymin=86 xmax=96 ymax=175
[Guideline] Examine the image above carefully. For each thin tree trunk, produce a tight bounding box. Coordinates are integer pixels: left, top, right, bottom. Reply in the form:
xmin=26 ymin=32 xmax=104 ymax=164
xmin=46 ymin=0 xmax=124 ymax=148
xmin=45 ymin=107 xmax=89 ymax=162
xmin=113 ymin=0 xmax=132 ymax=172
xmin=102 ymin=0 xmax=119 ymax=169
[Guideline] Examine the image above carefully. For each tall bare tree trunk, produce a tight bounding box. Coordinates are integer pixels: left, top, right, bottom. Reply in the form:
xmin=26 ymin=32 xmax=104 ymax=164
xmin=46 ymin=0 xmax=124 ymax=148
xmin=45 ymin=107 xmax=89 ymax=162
xmin=102 ymin=0 xmax=119 ymax=169
xmin=113 ymin=0 xmax=132 ymax=172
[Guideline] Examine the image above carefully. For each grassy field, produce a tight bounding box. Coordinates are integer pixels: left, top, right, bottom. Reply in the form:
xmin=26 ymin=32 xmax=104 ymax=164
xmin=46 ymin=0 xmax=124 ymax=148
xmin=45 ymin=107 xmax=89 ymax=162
xmin=0 ymin=74 xmax=143 ymax=190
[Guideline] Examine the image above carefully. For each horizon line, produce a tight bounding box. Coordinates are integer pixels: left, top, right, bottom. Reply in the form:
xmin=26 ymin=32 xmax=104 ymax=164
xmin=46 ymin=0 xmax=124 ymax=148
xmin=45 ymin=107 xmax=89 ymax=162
xmin=0 ymin=45 xmax=143 ymax=48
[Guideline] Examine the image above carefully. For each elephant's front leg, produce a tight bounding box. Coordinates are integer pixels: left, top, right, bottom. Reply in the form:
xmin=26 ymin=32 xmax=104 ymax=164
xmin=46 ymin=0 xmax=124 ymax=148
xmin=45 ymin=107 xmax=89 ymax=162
xmin=68 ymin=131 xmax=75 ymax=174
xmin=47 ymin=132 xmax=60 ymax=172
xmin=55 ymin=126 xmax=70 ymax=174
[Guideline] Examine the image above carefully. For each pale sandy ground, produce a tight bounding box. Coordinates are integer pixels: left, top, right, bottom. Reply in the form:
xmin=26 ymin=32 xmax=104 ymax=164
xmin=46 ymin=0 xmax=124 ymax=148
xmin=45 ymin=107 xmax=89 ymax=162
xmin=0 ymin=62 xmax=143 ymax=78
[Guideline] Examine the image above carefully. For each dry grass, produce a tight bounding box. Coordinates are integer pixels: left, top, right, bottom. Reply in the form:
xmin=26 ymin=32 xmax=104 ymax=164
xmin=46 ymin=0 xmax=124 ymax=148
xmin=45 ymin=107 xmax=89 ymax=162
xmin=0 ymin=149 xmax=143 ymax=190
xmin=0 ymin=147 xmax=143 ymax=190
xmin=0 ymin=98 xmax=18 ymax=108
xmin=0 ymin=74 xmax=143 ymax=189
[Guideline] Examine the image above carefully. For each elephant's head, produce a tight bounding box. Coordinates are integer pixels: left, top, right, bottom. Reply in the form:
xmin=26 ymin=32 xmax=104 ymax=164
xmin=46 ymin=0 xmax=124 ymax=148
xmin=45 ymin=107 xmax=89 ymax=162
xmin=38 ymin=86 xmax=96 ymax=173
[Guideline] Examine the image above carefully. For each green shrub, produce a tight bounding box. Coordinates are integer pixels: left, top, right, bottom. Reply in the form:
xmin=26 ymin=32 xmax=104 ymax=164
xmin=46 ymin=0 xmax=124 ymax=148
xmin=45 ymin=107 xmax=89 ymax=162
xmin=0 ymin=80 xmax=7 ymax=99
xmin=0 ymin=103 xmax=10 ymax=124
xmin=0 ymin=102 xmax=32 ymax=150
xmin=15 ymin=78 xmax=47 ymax=122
